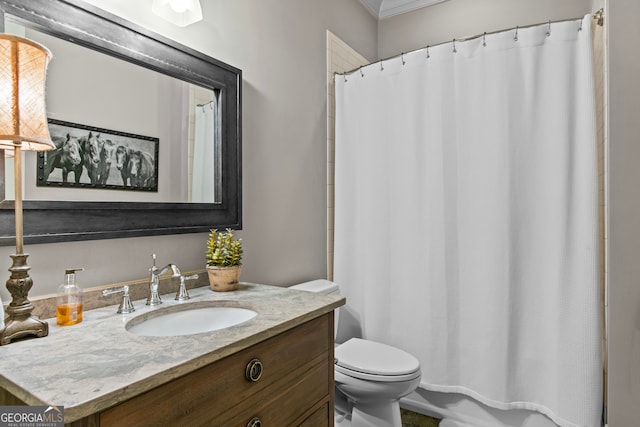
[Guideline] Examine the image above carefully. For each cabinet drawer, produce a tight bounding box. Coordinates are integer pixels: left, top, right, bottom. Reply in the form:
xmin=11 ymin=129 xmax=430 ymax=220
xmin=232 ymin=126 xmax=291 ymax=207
xmin=100 ymin=314 xmax=332 ymax=426
xmin=299 ymin=402 xmax=330 ymax=427
xmin=217 ymin=357 xmax=329 ymax=426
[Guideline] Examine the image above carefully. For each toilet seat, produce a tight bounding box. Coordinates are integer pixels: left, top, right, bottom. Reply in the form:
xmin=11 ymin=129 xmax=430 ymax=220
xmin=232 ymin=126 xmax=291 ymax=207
xmin=335 ymin=338 xmax=421 ymax=382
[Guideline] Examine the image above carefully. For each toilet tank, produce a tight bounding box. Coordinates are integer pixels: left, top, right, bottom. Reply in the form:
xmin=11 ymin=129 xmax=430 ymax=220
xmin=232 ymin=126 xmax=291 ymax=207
xmin=290 ymin=279 xmax=343 ymax=341
xmin=290 ymin=279 xmax=339 ymax=295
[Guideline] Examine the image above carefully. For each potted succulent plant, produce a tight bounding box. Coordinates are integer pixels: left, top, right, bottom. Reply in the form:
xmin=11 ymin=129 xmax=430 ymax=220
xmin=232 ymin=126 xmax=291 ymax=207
xmin=205 ymin=229 xmax=243 ymax=291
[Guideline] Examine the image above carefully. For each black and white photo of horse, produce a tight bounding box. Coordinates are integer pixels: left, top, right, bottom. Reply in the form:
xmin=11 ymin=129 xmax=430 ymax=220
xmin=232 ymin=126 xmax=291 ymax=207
xmin=38 ymin=119 xmax=159 ymax=192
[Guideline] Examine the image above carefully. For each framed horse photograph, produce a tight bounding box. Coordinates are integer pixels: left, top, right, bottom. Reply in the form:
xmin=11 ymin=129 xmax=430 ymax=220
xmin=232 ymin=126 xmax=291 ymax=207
xmin=37 ymin=119 xmax=159 ymax=192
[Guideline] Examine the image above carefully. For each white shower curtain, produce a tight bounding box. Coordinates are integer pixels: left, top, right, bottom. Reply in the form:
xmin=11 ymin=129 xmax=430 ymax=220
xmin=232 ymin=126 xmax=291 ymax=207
xmin=192 ymin=100 xmax=216 ymax=202
xmin=334 ymin=15 xmax=602 ymax=427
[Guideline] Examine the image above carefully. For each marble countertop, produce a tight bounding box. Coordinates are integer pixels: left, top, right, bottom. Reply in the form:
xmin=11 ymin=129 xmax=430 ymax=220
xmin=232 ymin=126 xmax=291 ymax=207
xmin=0 ymin=283 xmax=344 ymax=422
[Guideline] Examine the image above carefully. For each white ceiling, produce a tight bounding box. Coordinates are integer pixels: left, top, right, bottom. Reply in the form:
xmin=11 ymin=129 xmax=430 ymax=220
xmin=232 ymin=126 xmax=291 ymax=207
xmin=358 ymin=0 xmax=449 ymax=19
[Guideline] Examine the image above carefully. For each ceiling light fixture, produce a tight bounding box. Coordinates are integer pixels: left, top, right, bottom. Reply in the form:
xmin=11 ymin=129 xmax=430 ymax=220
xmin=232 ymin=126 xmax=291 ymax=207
xmin=152 ymin=0 xmax=203 ymax=27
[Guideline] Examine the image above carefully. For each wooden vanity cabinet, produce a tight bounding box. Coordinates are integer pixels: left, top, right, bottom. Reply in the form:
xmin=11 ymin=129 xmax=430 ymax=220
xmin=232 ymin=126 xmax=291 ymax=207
xmin=97 ymin=313 xmax=335 ymax=427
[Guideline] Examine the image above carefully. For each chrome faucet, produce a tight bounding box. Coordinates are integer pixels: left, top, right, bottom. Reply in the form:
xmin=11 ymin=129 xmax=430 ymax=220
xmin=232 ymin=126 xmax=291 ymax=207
xmin=147 ymin=253 xmax=181 ymax=306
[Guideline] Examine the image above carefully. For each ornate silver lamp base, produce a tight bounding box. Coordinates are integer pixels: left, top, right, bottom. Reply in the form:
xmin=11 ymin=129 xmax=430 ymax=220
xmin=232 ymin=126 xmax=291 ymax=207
xmin=0 ymin=253 xmax=48 ymax=345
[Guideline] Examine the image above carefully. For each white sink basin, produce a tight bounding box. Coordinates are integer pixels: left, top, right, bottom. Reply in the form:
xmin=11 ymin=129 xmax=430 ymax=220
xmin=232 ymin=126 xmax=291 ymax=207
xmin=126 ymin=303 xmax=257 ymax=337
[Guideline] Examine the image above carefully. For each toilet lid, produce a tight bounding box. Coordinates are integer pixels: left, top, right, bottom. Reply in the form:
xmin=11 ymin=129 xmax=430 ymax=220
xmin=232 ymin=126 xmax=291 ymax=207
xmin=334 ymin=338 xmax=420 ymax=377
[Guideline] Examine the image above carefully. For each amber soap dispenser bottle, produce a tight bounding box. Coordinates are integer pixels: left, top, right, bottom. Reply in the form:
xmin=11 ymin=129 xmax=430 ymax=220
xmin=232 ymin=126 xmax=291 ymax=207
xmin=56 ymin=268 xmax=84 ymax=326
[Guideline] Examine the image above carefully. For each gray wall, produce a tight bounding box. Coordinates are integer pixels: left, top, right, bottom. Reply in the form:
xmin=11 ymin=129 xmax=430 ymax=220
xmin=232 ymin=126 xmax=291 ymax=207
xmin=608 ymin=1 xmax=640 ymax=425
xmin=0 ymin=0 xmax=377 ymax=300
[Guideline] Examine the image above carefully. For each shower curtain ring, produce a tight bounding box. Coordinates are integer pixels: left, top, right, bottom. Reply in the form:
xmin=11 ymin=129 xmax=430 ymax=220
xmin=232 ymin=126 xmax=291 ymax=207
xmin=482 ymin=32 xmax=487 ymax=47
xmin=343 ymin=74 xmax=347 ymax=83
xmin=401 ymin=53 xmax=406 ymax=65
xmin=514 ymin=26 xmax=519 ymax=42
xmin=546 ymin=20 xmax=551 ymax=37
xmin=452 ymin=39 xmax=457 ymax=53
xmin=380 ymin=60 xmax=384 ymax=71
xmin=360 ymin=67 xmax=364 ymax=77
xmin=426 ymin=46 xmax=430 ymax=59
xmin=578 ymin=20 xmax=583 ymax=32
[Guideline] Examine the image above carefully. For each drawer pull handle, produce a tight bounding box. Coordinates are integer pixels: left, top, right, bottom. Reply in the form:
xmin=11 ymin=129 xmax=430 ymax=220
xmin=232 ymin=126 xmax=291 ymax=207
xmin=245 ymin=358 xmax=263 ymax=382
xmin=247 ymin=417 xmax=262 ymax=427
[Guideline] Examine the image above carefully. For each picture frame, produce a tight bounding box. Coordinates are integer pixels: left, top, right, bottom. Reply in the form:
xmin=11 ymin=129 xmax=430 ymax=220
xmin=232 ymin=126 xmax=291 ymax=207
xmin=37 ymin=119 xmax=159 ymax=192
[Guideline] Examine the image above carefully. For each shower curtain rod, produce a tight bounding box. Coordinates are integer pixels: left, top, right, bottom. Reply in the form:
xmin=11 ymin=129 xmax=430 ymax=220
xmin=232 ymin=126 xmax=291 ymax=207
xmin=336 ymin=8 xmax=605 ymax=77
xmin=197 ymin=100 xmax=215 ymax=108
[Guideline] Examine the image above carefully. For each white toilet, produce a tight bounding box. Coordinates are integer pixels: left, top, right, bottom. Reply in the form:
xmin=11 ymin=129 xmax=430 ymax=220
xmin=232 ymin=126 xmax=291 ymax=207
xmin=290 ymin=279 xmax=422 ymax=427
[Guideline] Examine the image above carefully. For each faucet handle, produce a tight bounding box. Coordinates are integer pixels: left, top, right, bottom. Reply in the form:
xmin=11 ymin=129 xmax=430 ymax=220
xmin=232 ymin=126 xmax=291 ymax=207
xmin=150 ymin=253 xmax=157 ymax=273
xmin=175 ymin=274 xmax=198 ymax=301
xmin=102 ymin=285 xmax=135 ymax=314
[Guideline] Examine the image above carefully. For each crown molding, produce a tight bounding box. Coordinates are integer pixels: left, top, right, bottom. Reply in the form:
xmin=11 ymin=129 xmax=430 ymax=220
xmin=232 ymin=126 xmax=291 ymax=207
xmin=359 ymin=0 xmax=449 ymax=19
xmin=358 ymin=0 xmax=381 ymax=18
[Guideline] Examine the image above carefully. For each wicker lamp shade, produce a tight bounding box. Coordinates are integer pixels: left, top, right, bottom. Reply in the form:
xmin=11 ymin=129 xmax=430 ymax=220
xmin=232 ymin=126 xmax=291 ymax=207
xmin=0 ymin=34 xmax=54 ymax=151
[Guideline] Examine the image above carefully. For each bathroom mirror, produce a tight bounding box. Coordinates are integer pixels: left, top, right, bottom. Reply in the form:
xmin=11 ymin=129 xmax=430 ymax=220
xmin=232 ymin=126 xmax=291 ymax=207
xmin=0 ymin=0 xmax=241 ymax=245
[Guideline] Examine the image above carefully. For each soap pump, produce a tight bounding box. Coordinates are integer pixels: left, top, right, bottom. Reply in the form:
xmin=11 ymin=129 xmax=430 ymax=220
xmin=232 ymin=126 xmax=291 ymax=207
xmin=56 ymin=268 xmax=84 ymax=326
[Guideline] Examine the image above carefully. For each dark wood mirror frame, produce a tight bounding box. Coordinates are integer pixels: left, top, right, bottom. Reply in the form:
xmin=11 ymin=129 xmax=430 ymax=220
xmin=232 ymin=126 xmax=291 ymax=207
xmin=0 ymin=0 xmax=242 ymax=245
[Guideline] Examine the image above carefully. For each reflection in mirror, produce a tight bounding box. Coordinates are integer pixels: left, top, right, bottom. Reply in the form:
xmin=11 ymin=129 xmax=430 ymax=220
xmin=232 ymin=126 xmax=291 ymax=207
xmin=4 ymin=21 xmax=219 ymax=204
xmin=0 ymin=0 xmax=241 ymax=245
xmin=191 ymin=91 xmax=221 ymax=203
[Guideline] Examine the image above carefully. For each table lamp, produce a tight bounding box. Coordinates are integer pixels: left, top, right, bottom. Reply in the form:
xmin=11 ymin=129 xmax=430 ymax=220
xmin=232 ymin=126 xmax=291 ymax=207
xmin=0 ymin=34 xmax=55 ymax=345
